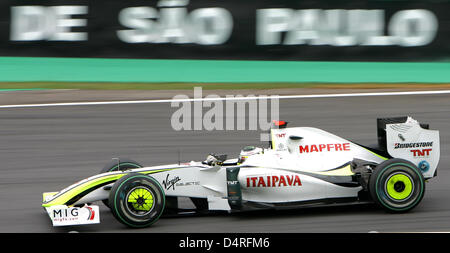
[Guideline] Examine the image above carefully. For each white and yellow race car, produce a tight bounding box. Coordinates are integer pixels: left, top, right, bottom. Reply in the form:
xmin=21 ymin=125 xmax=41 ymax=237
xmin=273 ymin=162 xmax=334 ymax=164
xmin=42 ymin=116 xmax=440 ymax=228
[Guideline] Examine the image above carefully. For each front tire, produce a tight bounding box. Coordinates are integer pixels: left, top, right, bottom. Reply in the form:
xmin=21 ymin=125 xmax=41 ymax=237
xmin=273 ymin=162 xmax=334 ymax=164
xmin=369 ymin=158 xmax=425 ymax=213
xmin=109 ymin=173 xmax=165 ymax=228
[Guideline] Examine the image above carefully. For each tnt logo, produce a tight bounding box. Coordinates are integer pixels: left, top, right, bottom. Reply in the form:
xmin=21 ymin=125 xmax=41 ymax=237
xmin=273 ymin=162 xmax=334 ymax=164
xmin=410 ymin=149 xmax=432 ymax=157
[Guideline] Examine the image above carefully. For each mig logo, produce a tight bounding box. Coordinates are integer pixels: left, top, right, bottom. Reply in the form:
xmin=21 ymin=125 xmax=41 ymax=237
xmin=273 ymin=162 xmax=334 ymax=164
xmin=52 ymin=208 xmax=80 ymax=222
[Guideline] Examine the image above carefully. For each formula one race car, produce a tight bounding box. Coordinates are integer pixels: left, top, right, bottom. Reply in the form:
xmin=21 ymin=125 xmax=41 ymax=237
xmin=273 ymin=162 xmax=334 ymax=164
xmin=42 ymin=116 xmax=440 ymax=228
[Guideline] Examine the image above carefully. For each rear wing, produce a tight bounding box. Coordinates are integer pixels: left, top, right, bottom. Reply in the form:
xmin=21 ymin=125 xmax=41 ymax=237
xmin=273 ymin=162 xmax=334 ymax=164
xmin=378 ymin=116 xmax=440 ymax=179
xmin=377 ymin=116 xmax=429 ymax=151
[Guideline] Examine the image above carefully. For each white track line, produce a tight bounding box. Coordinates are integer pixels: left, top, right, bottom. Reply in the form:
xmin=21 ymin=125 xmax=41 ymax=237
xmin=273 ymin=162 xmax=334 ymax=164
xmin=1 ymin=90 xmax=449 ymax=109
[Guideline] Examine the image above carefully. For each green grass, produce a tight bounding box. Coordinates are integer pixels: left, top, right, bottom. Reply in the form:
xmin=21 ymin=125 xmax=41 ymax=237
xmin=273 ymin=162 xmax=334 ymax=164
xmin=1 ymin=82 xmax=450 ymax=90
xmin=0 ymin=82 xmax=320 ymax=90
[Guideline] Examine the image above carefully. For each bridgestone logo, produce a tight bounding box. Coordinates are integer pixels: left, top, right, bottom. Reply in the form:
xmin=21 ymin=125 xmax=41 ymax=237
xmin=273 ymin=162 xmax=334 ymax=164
xmin=394 ymin=142 xmax=433 ymax=149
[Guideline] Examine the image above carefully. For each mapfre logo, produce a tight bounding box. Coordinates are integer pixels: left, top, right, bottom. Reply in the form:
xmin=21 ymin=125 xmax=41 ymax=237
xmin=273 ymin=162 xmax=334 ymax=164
xmin=299 ymin=143 xmax=351 ymax=153
xmin=246 ymin=175 xmax=302 ymax=187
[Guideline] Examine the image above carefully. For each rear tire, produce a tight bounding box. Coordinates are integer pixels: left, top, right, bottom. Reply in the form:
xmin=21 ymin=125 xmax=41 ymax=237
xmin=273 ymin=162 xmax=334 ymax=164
xmin=109 ymin=173 xmax=165 ymax=228
xmin=369 ymin=158 xmax=425 ymax=213
xmin=101 ymin=158 xmax=143 ymax=208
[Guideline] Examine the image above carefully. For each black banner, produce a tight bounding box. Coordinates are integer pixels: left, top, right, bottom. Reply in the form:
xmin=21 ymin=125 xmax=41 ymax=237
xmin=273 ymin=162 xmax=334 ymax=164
xmin=0 ymin=0 xmax=449 ymax=61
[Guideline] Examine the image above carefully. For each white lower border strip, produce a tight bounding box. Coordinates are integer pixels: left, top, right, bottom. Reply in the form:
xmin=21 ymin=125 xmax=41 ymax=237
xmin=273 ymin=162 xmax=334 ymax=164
xmin=1 ymin=90 xmax=450 ymax=109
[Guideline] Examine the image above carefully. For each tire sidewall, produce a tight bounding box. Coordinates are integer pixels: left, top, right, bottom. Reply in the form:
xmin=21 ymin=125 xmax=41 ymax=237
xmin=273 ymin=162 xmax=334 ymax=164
xmin=370 ymin=159 xmax=425 ymax=212
xmin=110 ymin=173 xmax=165 ymax=228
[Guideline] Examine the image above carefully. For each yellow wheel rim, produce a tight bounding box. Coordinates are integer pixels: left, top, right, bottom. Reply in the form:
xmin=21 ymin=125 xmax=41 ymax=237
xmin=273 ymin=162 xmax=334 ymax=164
xmin=385 ymin=173 xmax=413 ymax=200
xmin=127 ymin=187 xmax=154 ymax=211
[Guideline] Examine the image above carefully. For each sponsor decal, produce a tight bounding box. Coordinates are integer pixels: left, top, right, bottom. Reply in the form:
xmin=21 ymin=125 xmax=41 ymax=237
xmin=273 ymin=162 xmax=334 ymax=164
xmin=52 ymin=208 xmax=78 ymax=220
xmin=394 ymin=142 xmax=433 ymax=149
xmin=49 ymin=206 xmax=100 ymax=225
xmin=418 ymin=160 xmax=430 ymax=172
xmin=277 ymin=143 xmax=286 ymax=150
xmin=275 ymin=133 xmax=286 ymax=138
xmin=299 ymin=143 xmax=350 ymax=153
xmin=52 ymin=207 xmax=87 ymax=222
xmin=176 ymin=181 xmax=200 ymax=187
xmin=162 ymin=174 xmax=181 ymax=190
xmin=410 ymin=148 xmax=432 ymax=157
xmin=86 ymin=206 xmax=95 ymax=221
xmin=227 ymin=180 xmax=239 ymax=185
xmin=246 ymin=175 xmax=302 ymax=187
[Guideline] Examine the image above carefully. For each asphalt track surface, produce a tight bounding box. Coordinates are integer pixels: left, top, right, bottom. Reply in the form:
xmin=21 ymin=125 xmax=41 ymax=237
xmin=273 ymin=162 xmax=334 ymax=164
xmin=0 ymin=91 xmax=449 ymax=233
